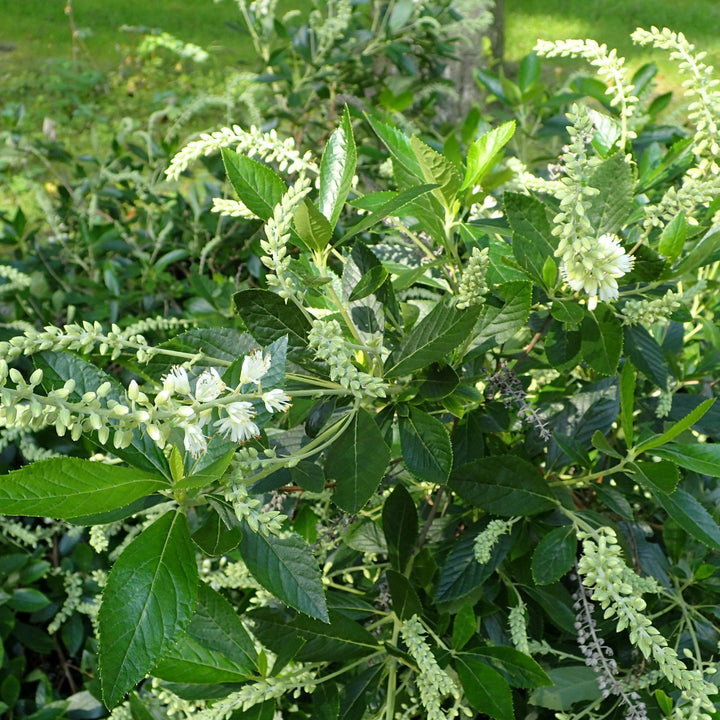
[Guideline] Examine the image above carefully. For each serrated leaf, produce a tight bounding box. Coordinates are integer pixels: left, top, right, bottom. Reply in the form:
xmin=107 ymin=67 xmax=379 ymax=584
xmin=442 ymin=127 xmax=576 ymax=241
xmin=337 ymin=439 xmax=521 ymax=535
xmin=658 ymin=212 xmax=687 ymax=261
xmin=294 ymin=199 xmax=333 ymax=253
xmin=98 ymin=511 xmax=198 ymax=707
xmin=191 ymin=510 xmax=242 ymax=556
xmin=364 ymin=112 xmax=424 ymax=182
xmin=451 ymin=456 xmax=554 ymax=516
xmin=240 ymin=525 xmax=328 ymax=621
xmin=318 ymin=106 xmax=357 ymax=227
xmin=472 ymin=281 xmax=531 ymax=349
xmin=581 ymin=305 xmax=622 ymax=375
xmin=382 ymin=484 xmax=418 ymax=572
xmin=531 ymin=526 xmax=577 ymax=585
xmin=348 ymin=264 xmax=389 ymax=302
xmin=462 ymin=122 xmax=516 ymax=191
xmin=0 ymin=458 xmax=168 ymax=519
xmin=221 ymin=149 xmax=286 ymax=222
xmin=653 ymin=443 xmax=720 ymax=476
xmin=469 ymin=646 xmax=552 ymax=689
xmin=550 ymin=300 xmax=585 ymax=325
xmin=386 ymin=570 xmax=423 ymax=620
xmin=410 ymin=136 xmax=461 ymax=208
xmin=325 ymin=409 xmax=390 ymax=512
xmin=632 ymin=460 xmax=679 ymax=494
xmin=624 ymin=325 xmax=670 ymax=390
xmin=587 ymin=153 xmax=634 ymax=234
xmin=399 ymin=408 xmax=453 ymax=485
xmin=455 ymin=654 xmax=515 ymax=720
xmin=386 ymin=302 xmax=480 ymax=377
xmin=655 ymin=488 xmax=720 ymax=552
xmin=152 ymin=583 xmax=257 ymax=683
xmin=636 ymin=399 xmax=715 ymax=453
xmin=505 ymin=192 xmax=556 ymax=283
xmin=233 ymin=289 xmax=311 ymax=367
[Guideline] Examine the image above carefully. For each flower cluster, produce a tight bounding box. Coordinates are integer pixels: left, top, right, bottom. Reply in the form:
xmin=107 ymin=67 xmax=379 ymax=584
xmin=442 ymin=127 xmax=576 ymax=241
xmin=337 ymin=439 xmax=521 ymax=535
xmin=621 ymin=289 xmax=683 ymax=326
xmin=166 ymin=124 xmax=318 ymax=181
xmin=578 ymin=528 xmax=717 ymax=720
xmin=551 ymin=104 xmax=634 ymax=309
xmin=0 ymin=265 xmax=32 ymax=296
xmin=137 ymin=31 xmax=209 ymax=63
xmin=210 ymin=197 xmax=257 ymax=219
xmin=308 ymin=0 xmax=352 ymax=60
xmin=473 ymin=518 xmax=517 ymax=564
xmin=223 ymin=483 xmax=285 ymax=537
xmin=508 ymin=601 xmax=530 ymax=655
xmin=308 ymin=318 xmax=387 ymax=398
xmin=400 ymin=615 xmax=460 ymax=720
xmin=456 ymin=246 xmax=489 ymax=309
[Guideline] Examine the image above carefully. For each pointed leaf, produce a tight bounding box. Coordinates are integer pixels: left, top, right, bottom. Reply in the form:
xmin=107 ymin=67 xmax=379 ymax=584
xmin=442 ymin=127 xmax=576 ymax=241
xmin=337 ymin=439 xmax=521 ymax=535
xmin=221 ymin=149 xmax=286 ymax=222
xmin=399 ymin=408 xmax=453 ymax=485
xmin=624 ymin=325 xmax=670 ymax=390
xmin=294 ymin=199 xmax=333 ymax=253
xmin=382 ymin=483 xmax=418 ymax=572
xmin=386 ymin=570 xmax=423 ymax=621
xmin=318 ymin=107 xmax=357 ymax=227
xmin=636 ymin=399 xmax=715 ymax=453
xmin=655 ymin=488 xmax=720 ymax=552
xmin=325 ymin=409 xmax=391 ymax=512
xmin=455 ymin=654 xmax=515 ymax=720
xmin=654 ymin=442 xmax=720 ymax=476
xmin=239 ymin=524 xmax=328 ymax=622
xmin=469 ymin=647 xmax=552 ymax=689
xmin=410 ymin=136 xmax=461 ymax=208
xmin=462 ymin=122 xmax=516 ymax=191
xmin=0 ymin=458 xmax=168 ymax=519
xmin=581 ymin=305 xmax=622 ymax=375
xmin=98 ymin=511 xmax=198 ymax=707
xmin=531 ymin=526 xmax=577 ymax=585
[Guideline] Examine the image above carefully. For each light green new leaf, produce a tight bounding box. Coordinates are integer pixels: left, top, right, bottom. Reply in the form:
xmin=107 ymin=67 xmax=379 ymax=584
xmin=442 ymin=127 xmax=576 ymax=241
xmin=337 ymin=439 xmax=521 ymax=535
xmin=325 ymin=408 xmax=391 ymax=512
xmin=318 ymin=106 xmax=357 ymax=227
xmin=586 ymin=153 xmax=634 ymax=234
xmin=399 ymin=407 xmax=453 ymax=485
xmin=239 ymin=524 xmax=329 ymax=622
xmin=98 ymin=511 xmax=198 ymax=708
xmin=472 ymin=281 xmax=532 ymax=350
xmin=636 ymin=399 xmax=714 ymax=453
xmin=0 ymin=458 xmax=169 ymax=519
xmin=410 ymin=135 xmax=461 ymax=209
xmin=221 ymin=148 xmax=286 ymax=222
xmin=461 ymin=121 xmax=516 ymax=191
xmin=294 ymin=199 xmax=334 ymax=253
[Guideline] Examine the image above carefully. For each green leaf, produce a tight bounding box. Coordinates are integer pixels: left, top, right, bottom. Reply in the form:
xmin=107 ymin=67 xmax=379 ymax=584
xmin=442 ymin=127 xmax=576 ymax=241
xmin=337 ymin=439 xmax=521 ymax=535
xmin=410 ymin=136 xmax=461 ymax=208
xmin=455 ymin=654 xmax=515 ymax=720
xmin=587 ymin=153 xmax=634 ymax=234
xmin=636 ymin=399 xmax=715 ymax=453
xmin=294 ymin=199 xmax=333 ymax=253
xmin=655 ymin=489 xmax=720 ymax=552
xmin=581 ymin=305 xmax=623 ymax=375
xmin=364 ymin=113 xmax=423 ymax=181
xmin=36 ymin=351 xmax=170 ymax=478
xmin=591 ymin=429 xmax=621 ymax=458
xmin=505 ymin=192 xmax=556 ymax=283
xmin=620 ymin=360 xmax=635 ymax=447
xmin=462 ymin=122 xmax=516 ymax=191
xmin=191 ymin=511 xmax=242 ymax=556
xmin=98 ymin=511 xmax=198 ymax=708
xmin=530 ymin=666 xmax=603 ymax=710
xmin=152 ymin=583 xmax=257 ymax=683
xmin=386 ymin=302 xmax=481 ymax=377
xmin=239 ymin=524 xmax=328 ymax=622
xmin=469 ymin=647 xmax=552 ymax=689
xmin=518 ymin=52 xmax=541 ymax=93
xmin=234 ymin=289 xmax=311 ymax=367
xmin=472 ymin=281 xmax=532 ymax=350
xmin=624 ymin=325 xmax=670 ymax=390
xmin=531 ymin=526 xmax=577 ymax=585
xmin=669 ymin=226 xmax=720 ymax=278
xmin=348 ymin=264 xmax=389 ymax=302
xmin=658 ymin=212 xmax=687 ymax=262
xmin=419 ymin=363 xmax=460 ymax=400
xmin=654 ymin=443 xmax=720 ymax=476
xmin=632 ymin=460 xmax=679 ymax=494
xmin=221 ymin=148 xmax=286 ymax=222
xmin=399 ymin=408 xmax=453 ymax=485
xmin=318 ymin=106 xmax=357 ymax=227
xmin=382 ymin=484 xmax=418 ymax=572
xmin=386 ymin=570 xmax=423 ymax=620
xmin=325 ymin=409 xmax=391 ymax=512
xmin=0 ymin=458 xmax=168 ymax=519
xmin=451 ymin=457 xmax=555 ymax=516
xmin=340 ymin=184 xmax=437 ymax=242
xmin=452 ymin=605 xmax=477 ymax=651
xmin=550 ymin=300 xmax=585 ymax=325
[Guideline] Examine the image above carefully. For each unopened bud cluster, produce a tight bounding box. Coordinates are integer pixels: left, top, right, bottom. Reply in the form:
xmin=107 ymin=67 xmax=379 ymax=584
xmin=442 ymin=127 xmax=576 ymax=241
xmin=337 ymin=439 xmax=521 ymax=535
xmin=508 ymin=601 xmax=530 ymax=655
xmin=224 ymin=483 xmax=285 ymax=537
xmin=578 ymin=528 xmax=717 ymax=719
xmin=0 ymin=265 xmax=32 ymax=296
xmin=473 ymin=518 xmax=516 ymax=564
xmin=456 ymin=247 xmax=489 ymax=309
xmin=308 ymin=318 xmax=387 ymax=398
xmin=622 ymin=290 xmax=683 ymax=326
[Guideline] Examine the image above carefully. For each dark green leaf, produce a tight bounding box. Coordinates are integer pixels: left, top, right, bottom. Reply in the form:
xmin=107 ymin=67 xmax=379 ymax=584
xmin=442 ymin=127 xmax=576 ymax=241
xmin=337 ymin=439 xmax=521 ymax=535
xmin=191 ymin=511 xmax=242 ymax=556
xmin=469 ymin=646 xmax=552 ymax=688
xmin=325 ymin=409 xmax=390 ymax=513
xmin=655 ymin=488 xmax=720 ymax=552
xmin=455 ymin=654 xmax=515 ymax=720
xmin=239 ymin=524 xmax=328 ymax=621
xmin=0 ymin=458 xmax=168 ymax=519
xmin=386 ymin=570 xmax=423 ymax=620
xmin=99 ymin=511 xmax=198 ymax=708
xmin=399 ymin=408 xmax=453 ymax=485
xmin=529 ymin=666 xmax=602 ymax=710
xmin=550 ymin=300 xmax=585 ymax=325
xmin=624 ymin=325 xmax=670 ymax=390
xmin=221 ymin=148 xmax=286 ymax=222
xmin=531 ymin=526 xmax=577 ymax=585
xmin=654 ymin=442 xmax=720 ymax=476
xmin=382 ymin=484 xmax=418 ymax=572
xmin=452 ymin=605 xmax=477 ymax=651
xmin=632 ymin=460 xmax=679 ymax=494
xmin=419 ymin=363 xmax=459 ymax=400
xmin=581 ymin=305 xmax=622 ymax=375
xmin=472 ymin=281 xmax=532 ymax=349
xmin=620 ymin=360 xmax=635 ymax=447
xmin=318 ymin=106 xmax=357 ymax=227
xmin=505 ymin=193 xmax=556 ymax=283
xmin=348 ymin=265 xmax=389 ymax=302
xmin=451 ymin=457 xmax=554 ymax=516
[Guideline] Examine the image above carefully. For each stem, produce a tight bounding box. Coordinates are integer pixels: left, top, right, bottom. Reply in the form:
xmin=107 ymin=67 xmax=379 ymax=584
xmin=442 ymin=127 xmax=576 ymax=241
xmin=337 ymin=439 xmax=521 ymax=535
xmin=385 ymin=618 xmax=400 ymax=720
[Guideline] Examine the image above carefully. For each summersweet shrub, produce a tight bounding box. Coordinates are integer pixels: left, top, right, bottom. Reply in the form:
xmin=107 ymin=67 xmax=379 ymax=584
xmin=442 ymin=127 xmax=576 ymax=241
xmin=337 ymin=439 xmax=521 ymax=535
xmin=3 ymin=26 xmax=720 ymax=720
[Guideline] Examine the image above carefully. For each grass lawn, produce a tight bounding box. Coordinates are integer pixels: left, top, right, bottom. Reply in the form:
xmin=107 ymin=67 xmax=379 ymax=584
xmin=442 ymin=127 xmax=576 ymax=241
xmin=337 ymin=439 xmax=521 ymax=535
xmin=505 ymin=0 xmax=720 ymax=91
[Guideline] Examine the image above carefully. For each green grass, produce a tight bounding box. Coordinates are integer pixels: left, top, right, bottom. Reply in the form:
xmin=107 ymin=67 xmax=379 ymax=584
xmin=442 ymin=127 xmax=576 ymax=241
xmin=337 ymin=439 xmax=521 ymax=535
xmin=505 ymin=0 xmax=720 ymax=91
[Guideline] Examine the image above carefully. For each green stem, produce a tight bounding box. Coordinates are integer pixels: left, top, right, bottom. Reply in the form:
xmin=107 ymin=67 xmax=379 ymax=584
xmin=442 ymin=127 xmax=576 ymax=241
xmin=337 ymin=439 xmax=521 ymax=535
xmin=385 ymin=618 xmax=400 ymax=720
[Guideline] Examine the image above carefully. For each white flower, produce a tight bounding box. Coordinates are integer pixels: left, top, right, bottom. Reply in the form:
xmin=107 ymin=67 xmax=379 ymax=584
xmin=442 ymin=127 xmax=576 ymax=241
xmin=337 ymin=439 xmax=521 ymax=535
xmin=562 ymin=233 xmax=633 ymax=310
xmin=262 ymin=388 xmax=292 ymax=413
xmin=163 ymin=366 xmax=191 ymax=395
xmin=194 ymin=368 xmax=226 ymax=402
xmin=240 ymin=350 xmax=272 ymax=387
xmin=215 ymin=401 xmax=259 ymax=443
xmin=182 ymin=422 xmax=207 ymax=458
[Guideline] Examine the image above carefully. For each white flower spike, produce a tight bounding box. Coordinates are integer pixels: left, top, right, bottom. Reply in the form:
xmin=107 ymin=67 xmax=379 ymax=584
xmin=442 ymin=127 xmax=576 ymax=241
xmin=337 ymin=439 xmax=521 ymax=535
xmin=194 ymin=368 xmax=226 ymax=402
xmin=240 ymin=350 xmax=272 ymax=387
xmin=215 ymin=401 xmax=259 ymax=443
xmin=262 ymin=388 xmax=292 ymax=413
